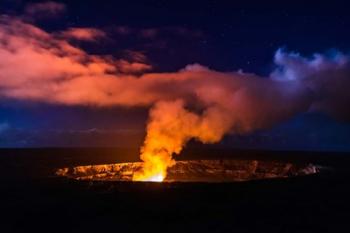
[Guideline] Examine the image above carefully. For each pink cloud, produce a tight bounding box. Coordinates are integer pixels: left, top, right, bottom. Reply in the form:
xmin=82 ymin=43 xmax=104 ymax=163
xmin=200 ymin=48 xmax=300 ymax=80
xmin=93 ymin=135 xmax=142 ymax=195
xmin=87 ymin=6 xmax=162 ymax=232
xmin=0 ymin=16 xmax=312 ymax=128
xmin=0 ymin=16 xmax=349 ymax=132
xmin=60 ymin=27 xmax=107 ymax=41
xmin=3 ymin=16 xmax=350 ymax=174
xmin=116 ymin=60 xmax=152 ymax=74
xmin=0 ymin=16 xmax=151 ymax=91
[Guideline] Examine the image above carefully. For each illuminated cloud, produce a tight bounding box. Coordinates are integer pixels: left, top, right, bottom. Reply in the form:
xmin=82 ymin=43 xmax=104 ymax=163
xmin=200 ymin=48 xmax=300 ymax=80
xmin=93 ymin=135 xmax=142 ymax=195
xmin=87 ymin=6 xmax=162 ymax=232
xmin=0 ymin=16 xmax=151 ymax=90
xmin=123 ymin=50 xmax=148 ymax=63
xmin=60 ymin=27 xmax=107 ymax=41
xmin=1 ymin=15 xmax=349 ymax=123
xmin=1 ymin=16 xmax=350 ymax=176
xmin=272 ymin=49 xmax=350 ymax=120
xmin=0 ymin=15 xmax=312 ymax=131
xmin=116 ymin=60 xmax=152 ymax=74
xmin=0 ymin=0 xmax=346 ymax=182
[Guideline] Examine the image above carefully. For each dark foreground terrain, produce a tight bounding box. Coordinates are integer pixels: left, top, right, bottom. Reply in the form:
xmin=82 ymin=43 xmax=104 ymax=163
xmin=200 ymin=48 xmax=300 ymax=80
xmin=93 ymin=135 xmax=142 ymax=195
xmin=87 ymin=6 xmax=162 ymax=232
xmin=0 ymin=147 xmax=349 ymax=233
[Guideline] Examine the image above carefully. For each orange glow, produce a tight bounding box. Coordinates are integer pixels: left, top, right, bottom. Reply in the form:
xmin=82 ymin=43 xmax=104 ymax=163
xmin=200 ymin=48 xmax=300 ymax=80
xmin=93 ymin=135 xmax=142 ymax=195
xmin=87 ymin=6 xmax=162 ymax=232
xmin=132 ymin=99 xmax=227 ymax=182
xmin=132 ymin=150 xmax=174 ymax=182
xmin=56 ymin=160 xmax=321 ymax=183
xmin=147 ymin=173 xmax=164 ymax=182
xmin=1 ymin=17 xmax=331 ymax=185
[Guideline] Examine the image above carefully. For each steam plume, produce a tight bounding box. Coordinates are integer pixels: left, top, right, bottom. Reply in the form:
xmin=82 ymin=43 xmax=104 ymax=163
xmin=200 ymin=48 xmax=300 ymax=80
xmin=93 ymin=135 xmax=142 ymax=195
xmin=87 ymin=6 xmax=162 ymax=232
xmin=1 ymin=16 xmax=350 ymax=180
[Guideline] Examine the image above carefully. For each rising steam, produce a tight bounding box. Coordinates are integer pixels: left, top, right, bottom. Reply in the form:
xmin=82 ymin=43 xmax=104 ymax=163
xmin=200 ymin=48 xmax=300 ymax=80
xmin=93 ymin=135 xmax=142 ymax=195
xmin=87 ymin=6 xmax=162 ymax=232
xmin=1 ymin=16 xmax=350 ymax=181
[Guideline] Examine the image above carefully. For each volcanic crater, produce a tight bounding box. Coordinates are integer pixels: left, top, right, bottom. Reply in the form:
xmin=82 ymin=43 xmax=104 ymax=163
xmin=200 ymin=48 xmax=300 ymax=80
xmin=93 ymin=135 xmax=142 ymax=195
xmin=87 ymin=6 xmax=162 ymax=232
xmin=56 ymin=159 xmax=322 ymax=183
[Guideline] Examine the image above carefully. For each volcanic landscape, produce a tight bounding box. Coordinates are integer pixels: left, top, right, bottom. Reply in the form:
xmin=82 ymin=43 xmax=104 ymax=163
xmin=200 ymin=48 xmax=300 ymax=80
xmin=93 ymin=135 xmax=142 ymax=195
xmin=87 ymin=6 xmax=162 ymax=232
xmin=1 ymin=1 xmax=350 ymax=232
xmin=0 ymin=147 xmax=349 ymax=233
xmin=56 ymin=159 xmax=322 ymax=182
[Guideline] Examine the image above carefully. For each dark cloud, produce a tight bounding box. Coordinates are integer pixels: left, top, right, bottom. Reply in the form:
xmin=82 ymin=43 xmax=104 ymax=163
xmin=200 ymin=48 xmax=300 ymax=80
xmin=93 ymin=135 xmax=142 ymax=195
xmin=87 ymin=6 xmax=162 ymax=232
xmin=24 ymin=1 xmax=66 ymax=20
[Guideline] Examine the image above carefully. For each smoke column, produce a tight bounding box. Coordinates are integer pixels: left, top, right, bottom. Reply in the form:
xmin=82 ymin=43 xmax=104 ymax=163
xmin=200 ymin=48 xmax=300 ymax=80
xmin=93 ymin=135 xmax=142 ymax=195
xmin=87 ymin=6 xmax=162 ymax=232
xmin=1 ymin=17 xmax=350 ymax=181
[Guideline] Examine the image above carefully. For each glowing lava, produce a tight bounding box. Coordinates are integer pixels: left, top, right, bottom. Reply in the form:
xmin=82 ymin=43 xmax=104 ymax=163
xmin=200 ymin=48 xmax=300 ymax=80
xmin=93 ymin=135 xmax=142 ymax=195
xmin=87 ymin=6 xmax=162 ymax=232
xmin=132 ymin=150 xmax=173 ymax=182
xmin=147 ymin=173 xmax=164 ymax=182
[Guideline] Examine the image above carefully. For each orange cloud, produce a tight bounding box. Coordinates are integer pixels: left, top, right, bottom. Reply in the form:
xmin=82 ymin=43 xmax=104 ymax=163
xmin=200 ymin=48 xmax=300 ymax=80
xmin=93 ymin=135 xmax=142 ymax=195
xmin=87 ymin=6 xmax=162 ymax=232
xmin=60 ymin=27 xmax=107 ymax=41
xmin=2 ymin=15 xmax=349 ymax=121
xmin=116 ymin=60 xmax=152 ymax=74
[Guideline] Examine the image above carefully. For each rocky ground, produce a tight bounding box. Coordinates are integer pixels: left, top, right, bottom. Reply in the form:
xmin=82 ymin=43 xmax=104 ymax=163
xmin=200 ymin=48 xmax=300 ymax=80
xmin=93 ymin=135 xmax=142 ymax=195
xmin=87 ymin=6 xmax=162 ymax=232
xmin=0 ymin=148 xmax=349 ymax=233
xmin=56 ymin=159 xmax=322 ymax=182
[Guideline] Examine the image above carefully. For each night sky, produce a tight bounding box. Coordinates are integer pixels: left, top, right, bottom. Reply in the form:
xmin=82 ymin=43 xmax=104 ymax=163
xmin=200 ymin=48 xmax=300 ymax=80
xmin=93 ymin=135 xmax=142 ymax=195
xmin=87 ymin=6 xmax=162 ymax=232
xmin=0 ymin=0 xmax=350 ymax=150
